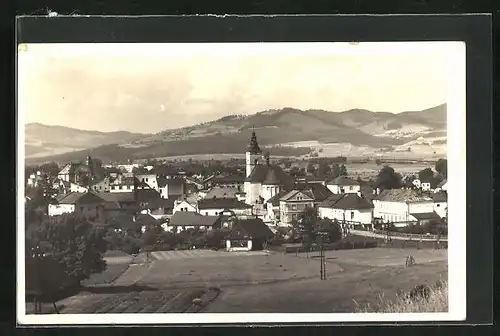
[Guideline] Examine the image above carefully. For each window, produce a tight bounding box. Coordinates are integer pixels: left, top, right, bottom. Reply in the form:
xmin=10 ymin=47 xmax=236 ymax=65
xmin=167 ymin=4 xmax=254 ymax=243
xmin=437 ymin=204 xmax=440 ymax=207
xmin=351 ymin=211 xmax=354 ymax=220
xmin=146 ymin=178 xmax=149 ymax=182
xmin=349 ymin=186 xmax=353 ymax=191
xmin=205 ymin=212 xmax=208 ymax=216
xmin=291 ymin=204 xmax=297 ymax=211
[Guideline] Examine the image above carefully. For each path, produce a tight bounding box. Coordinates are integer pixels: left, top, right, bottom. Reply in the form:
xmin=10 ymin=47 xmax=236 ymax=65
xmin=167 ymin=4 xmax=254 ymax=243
xmin=350 ymin=229 xmax=447 ymax=242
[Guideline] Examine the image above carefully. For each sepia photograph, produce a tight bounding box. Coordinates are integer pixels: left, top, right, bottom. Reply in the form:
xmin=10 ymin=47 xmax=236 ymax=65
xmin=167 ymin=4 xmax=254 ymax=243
xmin=17 ymin=41 xmax=466 ymax=325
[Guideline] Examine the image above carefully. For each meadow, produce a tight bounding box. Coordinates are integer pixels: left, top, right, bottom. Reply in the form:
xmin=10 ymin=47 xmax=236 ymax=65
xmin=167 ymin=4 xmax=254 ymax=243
xmin=26 ymin=247 xmax=447 ymax=314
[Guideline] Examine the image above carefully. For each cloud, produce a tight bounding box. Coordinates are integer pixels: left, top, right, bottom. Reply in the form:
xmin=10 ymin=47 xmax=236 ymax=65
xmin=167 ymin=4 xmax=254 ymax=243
xmin=19 ymin=43 xmax=455 ymax=133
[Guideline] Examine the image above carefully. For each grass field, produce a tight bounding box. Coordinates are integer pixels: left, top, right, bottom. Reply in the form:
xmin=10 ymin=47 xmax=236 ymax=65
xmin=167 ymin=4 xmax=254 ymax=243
xmin=136 ymin=252 xmax=343 ymax=289
xmin=203 ymin=260 xmax=447 ymax=313
xmin=26 ymin=247 xmax=447 ymax=314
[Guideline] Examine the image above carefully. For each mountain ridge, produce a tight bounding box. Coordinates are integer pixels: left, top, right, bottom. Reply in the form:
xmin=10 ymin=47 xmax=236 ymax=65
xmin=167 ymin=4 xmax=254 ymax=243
xmin=25 ymin=104 xmax=447 ymax=164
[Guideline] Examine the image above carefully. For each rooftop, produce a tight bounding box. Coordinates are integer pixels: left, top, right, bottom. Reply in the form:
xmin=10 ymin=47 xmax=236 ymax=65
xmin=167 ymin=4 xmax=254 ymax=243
xmin=169 ymin=211 xmax=220 ymax=227
xmin=227 ymin=218 xmax=274 ymax=240
xmin=327 ymin=176 xmax=359 ymax=186
xmin=198 ymin=198 xmax=252 ymax=210
xmin=375 ymin=189 xmax=434 ymax=203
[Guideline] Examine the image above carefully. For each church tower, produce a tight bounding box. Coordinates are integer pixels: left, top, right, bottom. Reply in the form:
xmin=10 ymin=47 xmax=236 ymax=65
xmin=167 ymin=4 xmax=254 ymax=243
xmin=246 ymin=128 xmax=262 ymax=178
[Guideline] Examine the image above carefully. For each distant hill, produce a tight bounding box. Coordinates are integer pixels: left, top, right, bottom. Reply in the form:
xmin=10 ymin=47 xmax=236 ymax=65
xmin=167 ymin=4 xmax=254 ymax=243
xmin=25 ymin=104 xmax=446 ymax=165
xmin=25 ymin=123 xmax=148 ymax=159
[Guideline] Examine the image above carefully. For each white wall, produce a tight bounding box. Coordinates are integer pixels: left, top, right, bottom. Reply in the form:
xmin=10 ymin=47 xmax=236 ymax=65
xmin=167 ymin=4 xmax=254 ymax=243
xmin=110 ymin=184 xmax=134 ymax=193
xmin=408 ymin=201 xmax=435 ymax=214
xmin=137 ymin=174 xmax=158 ymax=190
xmin=433 ymin=202 xmax=447 ymax=218
xmin=70 ymin=183 xmax=88 ymax=193
xmin=318 ymin=207 xmax=373 ymax=225
xmin=173 ymin=200 xmax=198 ymax=214
xmin=261 ymin=184 xmax=281 ymax=203
xmin=327 ymin=184 xmax=360 ymax=195
xmin=244 ymin=182 xmax=261 ymax=205
xmin=199 ymin=207 xmax=252 ymax=217
xmin=48 ymin=204 xmax=75 ymax=216
xmin=373 ymin=200 xmax=409 ymax=223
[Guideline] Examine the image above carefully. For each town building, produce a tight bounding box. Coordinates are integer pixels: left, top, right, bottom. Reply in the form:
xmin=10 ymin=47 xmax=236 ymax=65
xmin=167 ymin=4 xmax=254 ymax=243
xmin=278 ymin=190 xmax=316 ymax=225
xmin=326 ymin=176 xmax=360 ymax=194
xmin=372 ymin=189 xmax=439 ymax=227
xmin=243 ymin=130 xmax=294 ymax=207
xmin=225 ymin=218 xmax=274 ymax=252
xmin=318 ymin=192 xmax=374 ymax=227
xmin=198 ymin=198 xmax=253 ymax=217
xmin=168 ymin=211 xmax=221 ymax=233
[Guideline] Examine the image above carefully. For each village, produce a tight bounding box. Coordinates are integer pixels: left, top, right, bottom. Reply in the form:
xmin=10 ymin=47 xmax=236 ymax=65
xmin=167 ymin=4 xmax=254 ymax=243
xmin=24 ymin=129 xmax=449 ymax=315
xmin=25 ymin=129 xmax=448 ymax=254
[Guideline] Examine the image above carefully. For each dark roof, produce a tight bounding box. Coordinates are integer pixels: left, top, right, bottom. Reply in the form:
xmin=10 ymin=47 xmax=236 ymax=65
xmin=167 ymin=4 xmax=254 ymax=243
xmin=198 ymin=198 xmax=252 ymax=210
xmin=145 ymin=197 xmax=176 ymax=210
xmin=157 ymin=178 xmax=185 ymax=188
xmin=205 ymin=187 xmax=239 ymax=199
xmin=246 ymin=164 xmax=293 ymax=188
xmin=104 ymin=213 xmax=138 ymax=230
xmin=319 ymin=193 xmax=373 ymax=210
xmin=227 ymin=218 xmax=274 ymax=240
xmin=332 ymin=193 xmax=373 ymax=210
xmin=56 ymin=192 xmax=105 ymax=205
xmin=212 ymin=175 xmax=245 ymax=184
xmin=375 ymin=189 xmax=433 ymax=203
xmin=169 ymin=211 xmax=220 ymax=227
xmin=136 ymin=189 xmax=161 ymax=202
xmin=411 ymin=212 xmax=442 ymax=221
xmin=246 ymin=130 xmax=262 ymax=154
xmin=266 ymin=190 xmax=289 ymax=206
xmin=431 ymin=191 xmax=447 ymax=202
xmin=295 ymin=183 xmax=333 ymax=202
xmin=437 ymin=179 xmax=447 ymax=188
xmin=98 ymin=192 xmax=135 ymax=203
xmin=327 ymin=176 xmax=359 ymax=186
xmin=135 ymin=213 xmax=158 ymax=226
xmin=318 ymin=194 xmax=344 ymax=208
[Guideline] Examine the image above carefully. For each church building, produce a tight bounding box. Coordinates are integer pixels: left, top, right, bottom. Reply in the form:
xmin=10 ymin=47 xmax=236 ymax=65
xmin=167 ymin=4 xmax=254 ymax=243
xmin=243 ymin=130 xmax=294 ymax=205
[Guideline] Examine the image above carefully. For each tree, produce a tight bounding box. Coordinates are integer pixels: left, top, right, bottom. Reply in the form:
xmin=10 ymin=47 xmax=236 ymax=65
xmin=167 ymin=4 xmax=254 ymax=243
xmin=29 ymin=213 xmax=107 ymax=284
xmin=306 ymin=163 xmax=315 ymax=174
xmin=316 ymin=161 xmax=331 ymax=179
xmin=292 ymin=207 xmax=319 ymax=248
xmin=39 ymin=162 xmax=60 ymax=177
xmin=418 ymin=168 xmax=435 ymax=184
xmin=330 ymin=164 xmax=341 ymax=179
xmin=435 ymin=159 xmax=447 ymax=178
xmin=375 ymin=165 xmax=402 ymax=191
xmin=314 ymin=218 xmax=342 ymax=244
xmin=339 ymin=164 xmax=348 ymax=177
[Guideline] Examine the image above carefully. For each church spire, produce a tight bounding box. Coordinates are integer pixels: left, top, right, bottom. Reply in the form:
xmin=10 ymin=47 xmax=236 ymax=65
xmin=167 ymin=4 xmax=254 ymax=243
xmin=246 ymin=126 xmax=261 ymax=155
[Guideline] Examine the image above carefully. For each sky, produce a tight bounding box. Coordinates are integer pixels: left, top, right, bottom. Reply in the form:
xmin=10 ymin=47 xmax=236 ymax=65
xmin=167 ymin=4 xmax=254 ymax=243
xmin=18 ymin=42 xmax=462 ymax=134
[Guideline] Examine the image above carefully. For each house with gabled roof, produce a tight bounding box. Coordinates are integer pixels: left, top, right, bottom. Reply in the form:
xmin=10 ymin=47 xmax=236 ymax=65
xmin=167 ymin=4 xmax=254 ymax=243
xmin=264 ymin=190 xmax=288 ymax=224
xmin=278 ymin=189 xmax=316 ymax=225
xmin=48 ymin=191 xmax=107 ymax=221
xmin=326 ymin=176 xmax=361 ymax=195
xmin=318 ymin=193 xmax=374 ymax=226
xmin=225 ymin=218 xmax=274 ymax=252
xmin=431 ymin=191 xmax=448 ymax=219
xmin=372 ymin=189 xmax=437 ymax=227
xmin=198 ymin=198 xmax=253 ymax=217
xmin=167 ymin=211 xmax=222 ymax=233
xmin=173 ymin=199 xmax=198 ymax=214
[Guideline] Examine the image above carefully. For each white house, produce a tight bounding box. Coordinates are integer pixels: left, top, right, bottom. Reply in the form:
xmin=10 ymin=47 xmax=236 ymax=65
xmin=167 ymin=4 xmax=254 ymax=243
xmin=326 ymin=176 xmax=360 ymax=194
xmin=167 ymin=211 xmax=221 ymax=233
xmin=172 ymin=199 xmax=198 ymax=214
xmin=197 ymin=198 xmax=253 ymax=217
xmin=318 ymin=192 xmax=374 ymax=226
xmin=372 ymin=189 xmax=437 ymax=227
xmin=136 ymin=174 xmax=158 ymax=190
xmin=279 ymin=190 xmax=316 ymax=225
xmin=264 ymin=191 xmax=288 ymax=224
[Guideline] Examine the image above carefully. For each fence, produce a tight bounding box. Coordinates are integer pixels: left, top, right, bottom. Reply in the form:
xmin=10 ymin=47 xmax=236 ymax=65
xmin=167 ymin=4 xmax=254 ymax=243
xmin=372 ymin=229 xmax=448 ymax=242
